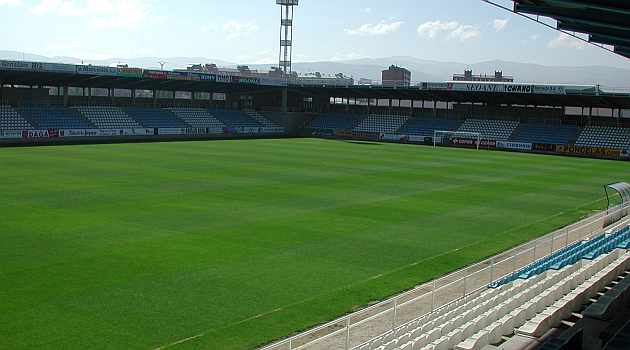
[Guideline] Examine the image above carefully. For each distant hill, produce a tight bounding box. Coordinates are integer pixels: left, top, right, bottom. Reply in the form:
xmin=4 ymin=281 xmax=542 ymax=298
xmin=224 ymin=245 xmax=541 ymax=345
xmin=1 ymin=50 xmax=629 ymax=89
xmin=0 ymin=50 xmax=233 ymax=70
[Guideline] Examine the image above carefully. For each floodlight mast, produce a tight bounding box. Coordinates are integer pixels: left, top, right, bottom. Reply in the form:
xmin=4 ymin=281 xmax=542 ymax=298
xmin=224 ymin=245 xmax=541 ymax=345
xmin=277 ymin=0 xmax=298 ymax=75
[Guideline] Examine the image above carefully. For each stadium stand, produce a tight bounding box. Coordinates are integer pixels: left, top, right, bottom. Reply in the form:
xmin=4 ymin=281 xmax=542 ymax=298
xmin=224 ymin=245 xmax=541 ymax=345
xmin=398 ymin=118 xmax=463 ymax=137
xmin=0 ymin=105 xmax=33 ymax=130
xmin=167 ymin=108 xmax=226 ymax=129
xmin=124 ymin=108 xmax=188 ymax=128
xmin=310 ymin=113 xmax=365 ymax=130
xmin=457 ymin=119 xmax=519 ymax=141
xmin=212 ymin=109 xmax=261 ymax=128
xmin=353 ymin=224 xmax=630 ymax=350
xmin=74 ymin=106 xmax=141 ymax=129
xmin=509 ymin=124 xmax=580 ymax=145
xmin=535 ymin=264 xmax=630 ymax=350
xmin=17 ymin=106 xmax=94 ymax=129
xmin=575 ymin=126 xmax=630 ymax=150
xmin=354 ymin=114 xmax=409 ymax=133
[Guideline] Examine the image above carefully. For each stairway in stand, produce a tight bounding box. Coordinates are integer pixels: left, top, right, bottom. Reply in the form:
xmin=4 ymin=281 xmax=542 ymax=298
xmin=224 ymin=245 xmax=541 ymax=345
xmin=243 ymin=110 xmax=276 ymax=127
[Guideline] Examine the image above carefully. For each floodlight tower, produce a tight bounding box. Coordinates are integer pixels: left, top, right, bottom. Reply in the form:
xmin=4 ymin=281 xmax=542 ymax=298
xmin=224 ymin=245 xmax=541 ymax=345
xmin=277 ymin=0 xmax=298 ymax=75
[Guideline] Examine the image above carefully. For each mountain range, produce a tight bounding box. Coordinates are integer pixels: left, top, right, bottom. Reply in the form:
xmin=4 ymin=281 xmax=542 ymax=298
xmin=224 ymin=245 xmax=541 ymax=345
xmin=1 ymin=50 xmax=629 ymax=89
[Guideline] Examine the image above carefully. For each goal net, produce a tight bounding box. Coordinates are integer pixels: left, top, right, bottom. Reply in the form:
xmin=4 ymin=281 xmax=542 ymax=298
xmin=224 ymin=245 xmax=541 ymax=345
xmin=433 ymin=130 xmax=482 ymax=150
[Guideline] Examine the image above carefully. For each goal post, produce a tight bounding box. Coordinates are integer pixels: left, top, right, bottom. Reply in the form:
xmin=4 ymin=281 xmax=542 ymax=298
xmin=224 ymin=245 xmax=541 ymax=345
xmin=433 ymin=130 xmax=482 ymax=150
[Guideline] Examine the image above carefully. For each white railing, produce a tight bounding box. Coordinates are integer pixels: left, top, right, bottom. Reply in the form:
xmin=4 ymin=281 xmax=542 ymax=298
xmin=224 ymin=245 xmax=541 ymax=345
xmin=259 ymin=202 xmax=629 ymax=350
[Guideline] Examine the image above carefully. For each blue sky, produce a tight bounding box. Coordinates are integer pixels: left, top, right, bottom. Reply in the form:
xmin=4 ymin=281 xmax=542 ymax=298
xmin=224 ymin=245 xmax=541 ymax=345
xmin=1 ymin=0 xmax=629 ymax=68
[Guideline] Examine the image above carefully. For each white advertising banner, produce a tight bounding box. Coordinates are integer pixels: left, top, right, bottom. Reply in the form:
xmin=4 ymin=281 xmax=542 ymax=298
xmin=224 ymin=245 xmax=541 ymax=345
xmin=382 ymin=133 xmax=403 ymax=141
xmin=0 ymin=130 xmax=23 ymax=139
xmin=444 ymin=82 xmax=570 ymax=95
xmin=496 ymin=141 xmax=533 ymax=151
xmin=158 ymin=128 xmax=187 ymax=135
xmin=408 ymin=135 xmax=427 ymax=143
xmin=60 ymin=129 xmax=153 ymax=137
xmin=76 ymin=65 xmax=118 ymax=76
xmin=261 ymin=127 xmax=286 ymax=134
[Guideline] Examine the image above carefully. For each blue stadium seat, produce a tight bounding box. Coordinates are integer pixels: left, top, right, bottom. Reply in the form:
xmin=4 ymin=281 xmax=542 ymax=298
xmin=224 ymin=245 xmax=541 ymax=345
xmin=18 ymin=106 xmax=94 ymax=129
xmin=489 ymin=226 xmax=629 ymax=288
xmin=124 ymin=108 xmax=188 ymax=128
xmin=398 ymin=118 xmax=462 ymax=137
xmin=309 ymin=113 xmax=365 ymax=131
xmin=212 ymin=109 xmax=262 ymax=128
xmin=510 ymin=124 xmax=580 ymax=144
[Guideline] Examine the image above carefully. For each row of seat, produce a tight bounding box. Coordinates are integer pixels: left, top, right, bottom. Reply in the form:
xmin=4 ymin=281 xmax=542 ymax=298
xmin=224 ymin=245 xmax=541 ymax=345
xmin=310 ymin=113 xmax=365 ymax=130
xmin=0 ymin=105 xmax=33 ymax=130
xmin=355 ymin=248 xmax=629 ymax=350
xmin=123 ymin=108 xmax=189 ymax=128
xmin=457 ymin=119 xmax=519 ymax=141
xmin=354 ymin=115 xmax=409 ymax=133
xmin=490 ymin=226 xmax=630 ymax=288
xmin=576 ymin=126 xmax=630 ymax=150
xmin=309 ymin=114 xmax=630 ymax=151
xmin=509 ymin=124 xmax=580 ymax=145
xmin=18 ymin=107 xmax=94 ymax=129
xmin=74 ymin=106 xmax=141 ymax=128
xmin=244 ymin=110 xmax=279 ymax=128
xmin=0 ymin=106 xmax=280 ymax=130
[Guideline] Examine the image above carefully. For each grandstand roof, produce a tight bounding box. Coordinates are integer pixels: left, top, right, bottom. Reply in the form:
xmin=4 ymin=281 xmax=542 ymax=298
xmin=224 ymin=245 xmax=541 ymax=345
xmin=298 ymin=85 xmax=630 ymax=109
xmin=514 ymin=1 xmax=630 ymax=59
xmin=0 ymin=70 xmax=274 ymax=95
xmin=2 ymin=70 xmax=630 ymax=108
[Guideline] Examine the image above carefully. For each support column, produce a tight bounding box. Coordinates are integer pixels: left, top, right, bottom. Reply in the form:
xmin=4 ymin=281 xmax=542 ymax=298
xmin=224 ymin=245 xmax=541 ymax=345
xmin=63 ymin=85 xmax=69 ymax=107
xmin=281 ymin=88 xmax=288 ymax=113
xmin=153 ymin=89 xmax=157 ymax=108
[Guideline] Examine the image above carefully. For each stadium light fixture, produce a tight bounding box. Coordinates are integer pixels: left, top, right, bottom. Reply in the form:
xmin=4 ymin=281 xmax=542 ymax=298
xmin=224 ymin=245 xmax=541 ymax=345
xmin=276 ymin=0 xmax=299 ymax=75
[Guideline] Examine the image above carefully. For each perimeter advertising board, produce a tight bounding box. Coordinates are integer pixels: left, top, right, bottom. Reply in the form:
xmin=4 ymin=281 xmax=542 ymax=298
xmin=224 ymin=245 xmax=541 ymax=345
xmin=0 ymin=130 xmax=23 ymax=139
xmin=167 ymin=71 xmax=190 ymax=81
xmin=0 ymin=60 xmax=42 ymax=71
xmin=144 ymin=70 xmax=168 ymax=80
xmin=60 ymin=129 xmax=154 ymax=137
xmin=442 ymin=82 xmax=570 ymax=95
xmin=555 ymin=145 xmax=621 ymax=158
xmin=76 ymin=65 xmax=118 ymax=76
xmin=496 ymin=141 xmax=533 ymax=151
xmin=117 ymin=67 xmax=144 ymax=78
xmin=0 ymin=60 xmax=75 ymax=74
xmin=451 ymin=137 xmax=496 ymax=149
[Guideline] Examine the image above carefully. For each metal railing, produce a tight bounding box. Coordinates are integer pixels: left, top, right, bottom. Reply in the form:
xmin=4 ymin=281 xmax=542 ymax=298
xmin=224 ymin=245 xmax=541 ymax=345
xmin=259 ymin=202 xmax=629 ymax=350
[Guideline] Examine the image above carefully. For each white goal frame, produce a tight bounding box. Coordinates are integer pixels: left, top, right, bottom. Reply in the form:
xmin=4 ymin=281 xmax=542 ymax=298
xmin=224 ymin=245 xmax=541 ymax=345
xmin=433 ymin=130 xmax=482 ymax=150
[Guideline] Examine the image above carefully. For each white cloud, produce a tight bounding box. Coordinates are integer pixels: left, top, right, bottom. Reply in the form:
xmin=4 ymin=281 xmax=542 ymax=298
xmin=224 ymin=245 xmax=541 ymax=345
xmin=30 ymin=0 xmax=151 ymax=29
xmin=529 ymin=34 xmax=539 ymax=41
xmin=0 ymin=0 xmax=22 ymax=6
xmin=450 ymin=25 xmax=481 ymax=41
xmin=345 ymin=21 xmax=404 ymax=36
xmin=364 ymin=7 xmax=372 ymax=13
xmin=417 ymin=20 xmax=481 ymax=41
xmin=548 ymin=33 xmax=587 ymax=49
xmin=223 ymin=21 xmax=259 ymax=39
xmin=493 ymin=19 xmax=508 ymax=31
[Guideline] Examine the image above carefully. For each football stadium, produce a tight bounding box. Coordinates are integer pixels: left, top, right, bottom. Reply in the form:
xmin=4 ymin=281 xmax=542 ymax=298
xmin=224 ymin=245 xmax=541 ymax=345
xmin=1 ymin=1 xmax=630 ymax=350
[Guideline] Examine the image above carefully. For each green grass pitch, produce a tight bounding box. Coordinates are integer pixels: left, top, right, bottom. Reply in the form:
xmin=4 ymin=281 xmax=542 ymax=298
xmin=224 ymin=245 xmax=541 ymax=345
xmin=0 ymin=138 xmax=627 ymax=350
